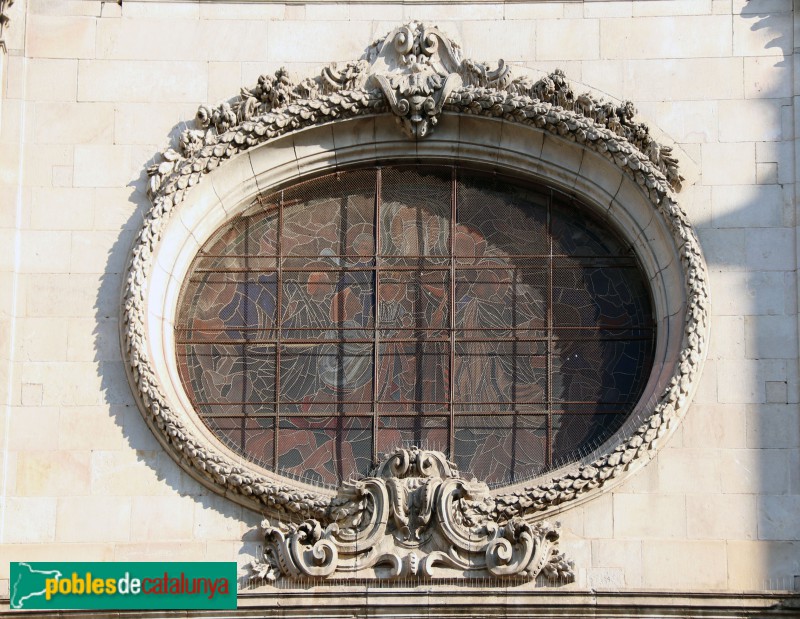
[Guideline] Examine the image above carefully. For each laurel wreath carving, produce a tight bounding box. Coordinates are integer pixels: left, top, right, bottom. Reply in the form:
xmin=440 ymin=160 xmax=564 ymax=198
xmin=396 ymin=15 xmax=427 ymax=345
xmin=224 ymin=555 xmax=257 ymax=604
xmin=122 ymin=23 xmax=708 ymax=524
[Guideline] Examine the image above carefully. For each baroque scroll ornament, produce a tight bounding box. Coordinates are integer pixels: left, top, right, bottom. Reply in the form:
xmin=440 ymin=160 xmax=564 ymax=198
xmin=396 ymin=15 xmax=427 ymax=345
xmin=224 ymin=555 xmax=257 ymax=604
xmin=251 ymin=448 xmax=574 ymax=582
xmin=124 ymin=23 xmax=709 ymax=549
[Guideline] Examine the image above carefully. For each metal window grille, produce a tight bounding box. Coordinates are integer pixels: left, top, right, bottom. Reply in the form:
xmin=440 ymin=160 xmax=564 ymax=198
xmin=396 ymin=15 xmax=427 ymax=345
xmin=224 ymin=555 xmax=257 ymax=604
xmin=175 ymin=166 xmax=655 ymax=488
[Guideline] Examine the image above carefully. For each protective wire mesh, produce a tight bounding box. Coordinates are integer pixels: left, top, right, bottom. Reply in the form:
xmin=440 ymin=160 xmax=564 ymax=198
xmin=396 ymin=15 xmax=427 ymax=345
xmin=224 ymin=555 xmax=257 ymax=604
xmin=176 ymin=166 xmax=655 ymax=488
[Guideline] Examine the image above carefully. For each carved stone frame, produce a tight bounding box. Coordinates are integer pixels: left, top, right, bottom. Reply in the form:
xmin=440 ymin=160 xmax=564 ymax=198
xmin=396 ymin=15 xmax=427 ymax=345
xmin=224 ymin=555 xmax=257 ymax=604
xmin=122 ymin=25 xmax=709 ymax=555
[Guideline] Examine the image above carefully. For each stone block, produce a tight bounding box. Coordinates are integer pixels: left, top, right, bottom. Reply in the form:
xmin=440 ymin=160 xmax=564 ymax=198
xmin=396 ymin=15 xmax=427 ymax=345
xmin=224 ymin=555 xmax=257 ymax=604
xmin=744 ymin=56 xmax=792 ymax=99
xmin=199 ymin=2 xmax=283 ymax=19
xmin=633 ymin=0 xmax=713 ymax=16
xmin=601 ymin=16 xmax=731 ymax=60
xmin=52 ymin=166 xmax=73 ymax=187
xmin=24 ymin=273 xmax=115 ymax=318
xmin=686 ymin=493 xmax=758 ymax=540
xmin=584 ymin=1 xmax=632 ymax=18
xmin=697 ymin=228 xmax=744 ymax=270
xmin=692 ymin=358 xmax=719 ymax=405
xmin=201 ymin=21 xmax=271 ymax=62
xmin=642 ymin=540 xmax=727 ymax=590
xmin=24 ymin=59 xmax=78 ymax=102
xmin=19 ymin=230 xmax=72 ymax=273
xmin=90 ymin=449 xmax=172 ymax=496
xmin=703 ymin=143 xmax=755 ymax=186
xmin=747 ymin=271 xmax=794 ymax=316
xmin=504 ymin=3 xmax=563 ymax=19
xmin=130 ymin=495 xmax=196 ymax=541
xmin=121 ymin=404 xmax=161 ymax=451
xmin=711 ymin=184 xmax=782 ymax=228
xmin=26 ymin=15 xmax=96 ymax=59
xmin=34 ymin=102 xmax=114 ymax=145
xmin=717 ymin=358 xmax=786 ymax=403
xmin=744 ymin=227 xmax=795 ymax=271
xmin=580 ymin=60 xmax=625 ymax=98
xmin=193 ymin=493 xmax=244 ymax=541
xmin=719 ymin=100 xmax=783 ymax=142
xmin=205 ymin=541 xmax=237 ymax=561
xmin=114 ymin=542 xmax=207 ymax=561
xmin=764 ymin=381 xmax=788 ymax=404
xmin=113 ymin=102 xmax=198 ymax=147
xmin=17 ymin=317 xmax=68 ymax=362
xmin=8 ymin=406 xmax=60 ymax=451
xmin=23 ymin=144 xmax=74 ymax=187
xmin=31 ymin=187 xmax=94 ymax=231
xmin=681 ymin=404 xmax=746 ymax=449
xmin=66 ymin=317 xmax=119 ymax=362
xmin=3 ymin=497 xmax=57 ymax=543
xmin=0 ymin=543 xmax=115 ymax=573
xmin=97 ymin=18 xmax=205 ymax=61
xmin=727 ymin=540 xmax=800 ymax=590
xmin=586 ymin=567 xmax=625 ymax=589
xmin=71 ymin=229 xmax=134 ymax=274
xmin=733 ymin=12 xmax=792 ymax=57
xmin=746 ymin=404 xmax=800 ymax=448
xmin=461 ymin=20 xmax=535 ymax=62
xmin=758 ymin=496 xmax=800 ymax=540
xmin=636 ymin=100 xmax=719 ymax=144
xmin=21 ymin=360 xmax=110 ymax=406
xmin=613 ymin=494 xmax=686 ymax=539
xmin=624 ymin=58 xmax=743 ymax=102
xmin=266 ymin=20 xmax=372 ymax=63
xmin=581 ymin=493 xmax=613 ymax=539
xmin=658 ymin=448 xmax=721 ymax=494
xmin=55 ymin=496 xmax=131 ymax=542
xmin=59 ymin=406 xmax=124 ymax=450
xmin=208 ymin=62 xmax=243 ymax=104
xmin=537 ymin=19 xmax=599 ymax=61
xmin=73 ymin=145 xmax=133 ymax=188
xmin=20 ymin=383 xmax=44 ymax=406
xmin=720 ymin=448 xmax=789 ymax=494
xmin=94 ymin=187 xmax=145 ymax=231
xmin=745 ymin=315 xmax=798 ymax=359
xmin=16 ymin=450 xmax=91 ymax=496
xmin=78 ymin=60 xmax=208 ymax=103
xmin=29 ymin=0 xmax=101 ymax=16
xmin=756 ymin=162 xmax=779 ymax=184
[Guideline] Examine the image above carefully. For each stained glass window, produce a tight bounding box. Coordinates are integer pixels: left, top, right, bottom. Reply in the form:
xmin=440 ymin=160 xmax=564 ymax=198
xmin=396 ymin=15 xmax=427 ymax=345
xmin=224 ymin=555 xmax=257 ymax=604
xmin=176 ymin=166 xmax=655 ymax=488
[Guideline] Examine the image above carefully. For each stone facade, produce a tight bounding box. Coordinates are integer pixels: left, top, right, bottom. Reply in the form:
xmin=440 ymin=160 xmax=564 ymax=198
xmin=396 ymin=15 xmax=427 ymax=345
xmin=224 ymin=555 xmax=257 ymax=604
xmin=0 ymin=0 xmax=799 ymax=616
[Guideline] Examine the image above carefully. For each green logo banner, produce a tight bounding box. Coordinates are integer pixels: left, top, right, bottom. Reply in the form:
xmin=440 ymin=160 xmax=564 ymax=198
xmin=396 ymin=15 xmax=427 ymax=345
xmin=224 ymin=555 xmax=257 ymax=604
xmin=10 ymin=562 xmax=237 ymax=610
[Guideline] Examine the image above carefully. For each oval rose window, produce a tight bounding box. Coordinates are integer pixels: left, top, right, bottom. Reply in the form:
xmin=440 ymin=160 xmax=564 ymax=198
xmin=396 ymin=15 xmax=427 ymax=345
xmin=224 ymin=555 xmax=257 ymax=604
xmin=175 ymin=165 xmax=655 ymax=488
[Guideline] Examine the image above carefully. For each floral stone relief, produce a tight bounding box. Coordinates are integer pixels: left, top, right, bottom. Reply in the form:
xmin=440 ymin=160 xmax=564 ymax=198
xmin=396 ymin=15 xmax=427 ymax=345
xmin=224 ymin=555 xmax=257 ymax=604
xmin=123 ymin=22 xmax=709 ymax=586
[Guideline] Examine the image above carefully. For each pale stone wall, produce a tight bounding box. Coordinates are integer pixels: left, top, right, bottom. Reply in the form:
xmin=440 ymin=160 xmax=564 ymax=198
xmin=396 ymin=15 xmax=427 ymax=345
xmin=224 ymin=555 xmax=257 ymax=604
xmin=0 ymin=0 xmax=798 ymax=600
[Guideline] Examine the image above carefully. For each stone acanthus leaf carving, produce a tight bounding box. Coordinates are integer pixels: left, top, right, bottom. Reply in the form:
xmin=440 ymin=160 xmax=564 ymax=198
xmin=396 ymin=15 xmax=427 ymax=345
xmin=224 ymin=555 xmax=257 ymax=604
xmin=124 ymin=24 xmax=709 ymax=525
xmin=251 ymin=447 xmax=574 ymax=582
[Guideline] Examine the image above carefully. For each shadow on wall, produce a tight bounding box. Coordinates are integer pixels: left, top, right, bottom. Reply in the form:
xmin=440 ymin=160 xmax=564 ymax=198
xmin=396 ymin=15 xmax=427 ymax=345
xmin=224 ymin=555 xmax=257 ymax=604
xmin=92 ymin=2 xmax=799 ymax=589
xmin=679 ymin=1 xmax=799 ymax=591
xmin=95 ymin=121 xmax=263 ymax=567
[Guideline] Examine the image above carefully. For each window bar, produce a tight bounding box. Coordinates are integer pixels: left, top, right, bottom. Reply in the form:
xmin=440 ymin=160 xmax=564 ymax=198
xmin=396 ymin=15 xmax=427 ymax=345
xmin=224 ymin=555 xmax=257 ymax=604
xmin=372 ymin=168 xmax=381 ymax=465
xmin=273 ymin=190 xmax=284 ymax=472
xmin=546 ymin=190 xmax=553 ymax=469
xmin=449 ymin=167 xmax=457 ymax=459
xmin=335 ymin=190 xmax=347 ymax=482
xmin=510 ymin=262 xmax=518 ymax=483
xmin=241 ymin=216 xmax=250 ymax=456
